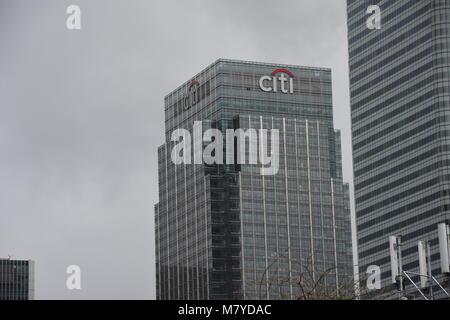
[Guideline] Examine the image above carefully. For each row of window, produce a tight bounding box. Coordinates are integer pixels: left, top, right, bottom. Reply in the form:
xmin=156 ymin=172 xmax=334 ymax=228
xmin=350 ymin=19 xmax=431 ymax=73
xmin=352 ymin=62 xmax=436 ymax=112
xmin=355 ymin=144 xmax=447 ymax=192
xmin=357 ymin=157 xmax=450 ymax=204
xmin=359 ymin=205 xmax=445 ymax=244
xmin=354 ymin=113 xmax=445 ymax=165
xmin=357 ymin=174 xmax=450 ymax=218
xmin=358 ymin=188 xmax=450 ymax=225
xmin=351 ymin=45 xmax=433 ymax=96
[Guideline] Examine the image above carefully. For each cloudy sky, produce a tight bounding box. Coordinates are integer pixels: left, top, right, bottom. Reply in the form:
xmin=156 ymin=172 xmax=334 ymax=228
xmin=0 ymin=0 xmax=353 ymax=299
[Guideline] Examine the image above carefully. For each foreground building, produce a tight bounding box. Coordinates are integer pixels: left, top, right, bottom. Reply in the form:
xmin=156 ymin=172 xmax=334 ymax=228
xmin=155 ymin=59 xmax=353 ymax=299
xmin=347 ymin=0 xmax=450 ymax=297
xmin=0 ymin=258 xmax=35 ymax=300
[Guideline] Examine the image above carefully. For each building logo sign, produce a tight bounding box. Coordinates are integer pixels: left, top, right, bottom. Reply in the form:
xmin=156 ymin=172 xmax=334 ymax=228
xmin=259 ymin=68 xmax=295 ymax=94
xmin=183 ymin=80 xmax=200 ymax=111
xmin=174 ymin=79 xmax=211 ymax=117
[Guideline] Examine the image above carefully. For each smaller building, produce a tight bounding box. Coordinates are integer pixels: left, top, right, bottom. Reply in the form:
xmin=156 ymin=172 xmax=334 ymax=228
xmin=0 ymin=258 xmax=35 ymax=300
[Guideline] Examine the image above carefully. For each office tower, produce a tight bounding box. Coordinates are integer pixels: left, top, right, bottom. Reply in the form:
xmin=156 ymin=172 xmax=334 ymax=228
xmin=0 ymin=258 xmax=35 ymax=300
xmin=155 ymin=59 xmax=353 ymax=300
xmin=347 ymin=0 xmax=450 ymax=297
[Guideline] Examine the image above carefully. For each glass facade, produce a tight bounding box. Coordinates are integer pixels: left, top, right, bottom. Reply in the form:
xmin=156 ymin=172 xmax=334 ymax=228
xmin=347 ymin=0 xmax=450 ymax=297
xmin=155 ymin=59 xmax=352 ymax=299
xmin=0 ymin=259 xmax=35 ymax=300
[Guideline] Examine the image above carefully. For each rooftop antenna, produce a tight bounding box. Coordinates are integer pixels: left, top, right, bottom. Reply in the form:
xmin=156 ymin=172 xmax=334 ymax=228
xmin=438 ymin=222 xmax=450 ymax=275
xmin=389 ymin=227 xmax=450 ymax=300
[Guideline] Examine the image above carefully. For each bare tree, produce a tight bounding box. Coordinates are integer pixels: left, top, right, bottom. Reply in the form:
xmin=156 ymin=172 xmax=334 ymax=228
xmin=239 ymin=253 xmax=394 ymax=300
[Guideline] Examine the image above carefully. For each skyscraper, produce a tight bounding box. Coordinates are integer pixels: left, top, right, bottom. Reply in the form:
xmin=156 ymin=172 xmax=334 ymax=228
xmin=154 ymin=59 xmax=353 ymax=300
xmin=0 ymin=259 xmax=35 ymax=300
xmin=347 ymin=0 xmax=450 ymax=296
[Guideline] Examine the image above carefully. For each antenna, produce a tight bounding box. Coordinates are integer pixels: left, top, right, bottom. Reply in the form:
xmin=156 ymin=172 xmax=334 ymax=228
xmin=418 ymin=241 xmax=428 ymax=289
xmin=389 ymin=236 xmax=401 ymax=285
xmin=387 ymin=228 xmax=450 ymax=300
xmin=438 ymin=223 xmax=450 ymax=274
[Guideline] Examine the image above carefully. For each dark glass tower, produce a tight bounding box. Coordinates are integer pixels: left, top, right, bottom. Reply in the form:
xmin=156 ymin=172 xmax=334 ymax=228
xmin=155 ymin=59 xmax=353 ymax=299
xmin=0 ymin=259 xmax=35 ymax=300
xmin=347 ymin=0 xmax=450 ymax=296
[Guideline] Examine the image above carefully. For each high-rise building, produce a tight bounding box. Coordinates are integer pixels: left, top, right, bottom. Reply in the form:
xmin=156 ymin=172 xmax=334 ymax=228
xmin=154 ymin=59 xmax=353 ymax=300
xmin=0 ymin=258 xmax=35 ymax=300
xmin=347 ymin=0 xmax=450 ymax=297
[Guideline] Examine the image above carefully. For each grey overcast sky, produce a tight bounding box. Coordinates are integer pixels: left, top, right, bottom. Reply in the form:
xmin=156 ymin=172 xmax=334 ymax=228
xmin=0 ymin=0 xmax=354 ymax=299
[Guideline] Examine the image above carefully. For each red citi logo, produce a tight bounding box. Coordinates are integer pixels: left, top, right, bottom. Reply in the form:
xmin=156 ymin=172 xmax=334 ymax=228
xmin=183 ymin=80 xmax=200 ymax=111
xmin=259 ymin=68 xmax=294 ymax=94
